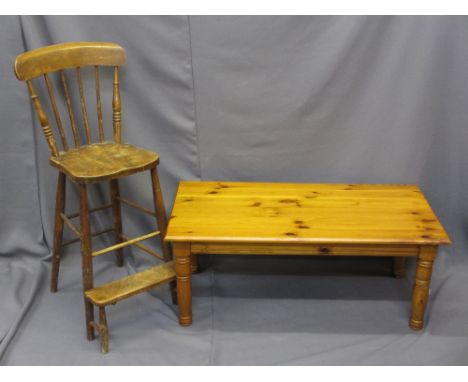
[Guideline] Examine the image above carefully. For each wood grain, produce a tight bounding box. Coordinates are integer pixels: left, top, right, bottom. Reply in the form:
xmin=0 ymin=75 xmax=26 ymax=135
xmin=60 ymin=70 xmax=80 ymax=148
xmin=173 ymin=242 xmax=192 ymax=326
xmin=191 ymin=242 xmax=420 ymax=256
xmin=166 ymin=181 xmax=451 ymax=245
xmin=85 ymin=261 xmax=175 ymax=306
xmin=112 ymin=66 xmax=122 ymax=143
xmin=410 ymin=246 xmax=437 ymax=330
xmin=91 ymin=230 xmax=160 ymax=257
xmin=166 ymin=181 xmax=451 ymax=329
xmin=50 ymin=172 xmax=66 ymax=292
xmin=79 ymin=183 xmax=95 ymax=341
xmin=14 ymin=42 xmax=126 ymax=81
xmin=98 ymin=307 xmax=109 ymax=353
xmin=49 ymin=142 xmax=159 ymax=183
xmin=151 ymin=167 xmax=178 ymax=304
xmin=44 ymin=73 xmax=68 ymax=150
xmin=15 ymin=42 xmax=176 ymax=352
xmin=76 ymin=67 xmax=91 ymax=144
xmin=15 ymin=42 xmax=127 ymax=157
xmin=94 ymin=66 xmax=105 ymax=142
xmin=26 ymin=80 xmax=59 ymax=157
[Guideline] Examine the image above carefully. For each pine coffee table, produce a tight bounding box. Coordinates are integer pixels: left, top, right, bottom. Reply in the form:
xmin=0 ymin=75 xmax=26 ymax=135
xmin=165 ymin=181 xmax=451 ymax=330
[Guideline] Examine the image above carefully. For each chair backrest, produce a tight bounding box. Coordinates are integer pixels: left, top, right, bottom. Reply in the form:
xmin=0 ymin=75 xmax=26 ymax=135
xmin=14 ymin=42 xmax=127 ymax=157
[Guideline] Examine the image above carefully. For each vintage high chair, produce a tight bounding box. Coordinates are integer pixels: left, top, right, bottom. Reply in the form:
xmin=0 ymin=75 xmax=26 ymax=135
xmin=14 ymin=42 xmax=177 ymax=353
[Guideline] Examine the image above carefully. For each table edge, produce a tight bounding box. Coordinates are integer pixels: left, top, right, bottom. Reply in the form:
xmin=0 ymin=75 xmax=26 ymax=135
xmin=165 ymin=235 xmax=451 ymax=245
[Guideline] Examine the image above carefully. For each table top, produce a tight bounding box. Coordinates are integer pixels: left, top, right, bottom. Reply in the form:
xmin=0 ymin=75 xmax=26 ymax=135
xmin=165 ymin=181 xmax=451 ymax=245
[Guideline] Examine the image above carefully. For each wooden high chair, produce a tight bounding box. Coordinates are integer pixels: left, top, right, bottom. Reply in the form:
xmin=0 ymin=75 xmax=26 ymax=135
xmin=14 ymin=42 xmax=177 ymax=353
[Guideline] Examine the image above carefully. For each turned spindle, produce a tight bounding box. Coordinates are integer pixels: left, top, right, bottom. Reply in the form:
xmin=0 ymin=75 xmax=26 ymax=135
xmin=26 ymin=80 xmax=59 ymax=157
xmin=112 ymin=66 xmax=122 ymax=143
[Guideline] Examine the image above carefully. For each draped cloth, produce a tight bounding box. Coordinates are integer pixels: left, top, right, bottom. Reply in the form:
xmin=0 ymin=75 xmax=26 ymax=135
xmin=1 ymin=16 xmax=467 ymax=364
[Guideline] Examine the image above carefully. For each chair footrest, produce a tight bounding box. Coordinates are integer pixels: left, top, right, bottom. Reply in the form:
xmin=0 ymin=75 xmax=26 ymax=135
xmin=85 ymin=261 xmax=175 ymax=306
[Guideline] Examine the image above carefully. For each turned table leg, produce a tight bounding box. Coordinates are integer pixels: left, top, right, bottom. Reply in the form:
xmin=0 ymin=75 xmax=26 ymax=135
xmin=410 ymin=246 xmax=437 ymax=330
xmin=173 ymin=242 xmax=192 ymax=326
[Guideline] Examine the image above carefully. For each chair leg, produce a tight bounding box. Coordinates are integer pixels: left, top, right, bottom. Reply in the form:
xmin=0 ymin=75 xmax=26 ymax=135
xmin=51 ymin=172 xmax=66 ymax=293
xmin=79 ymin=183 xmax=95 ymax=341
xmin=99 ymin=307 xmax=109 ymax=354
xmin=150 ymin=167 xmax=178 ymax=305
xmin=110 ymin=179 xmax=124 ymax=267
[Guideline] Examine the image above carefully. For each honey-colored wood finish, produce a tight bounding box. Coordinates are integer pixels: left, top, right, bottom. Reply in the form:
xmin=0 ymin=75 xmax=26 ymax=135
xmin=85 ymin=260 xmax=176 ymax=353
xmin=26 ymin=80 xmax=59 ymax=157
xmin=410 ymin=246 xmax=437 ymax=330
xmin=166 ymin=181 xmax=451 ymax=329
xmin=112 ymin=67 xmax=122 ymax=143
xmin=59 ymin=70 xmax=80 ymax=148
xmin=14 ymin=42 xmax=126 ymax=81
xmin=190 ymin=243 xmax=420 ymax=256
xmin=15 ymin=42 xmax=175 ymax=353
xmin=85 ymin=261 xmax=175 ymax=306
xmin=166 ymin=182 xmax=450 ymax=245
xmin=173 ymin=243 xmax=192 ymax=326
xmin=91 ymin=231 xmax=160 ymax=257
xmin=76 ymin=67 xmax=92 ymax=144
xmin=49 ymin=143 xmax=159 ymax=183
xmin=44 ymin=74 xmax=68 ymax=150
xmin=94 ymin=66 xmax=105 ymax=142
xmin=98 ymin=307 xmax=109 ymax=354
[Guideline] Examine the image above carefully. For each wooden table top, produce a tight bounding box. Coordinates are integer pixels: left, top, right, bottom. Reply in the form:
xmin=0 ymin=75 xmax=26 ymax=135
xmin=165 ymin=181 xmax=451 ymax=245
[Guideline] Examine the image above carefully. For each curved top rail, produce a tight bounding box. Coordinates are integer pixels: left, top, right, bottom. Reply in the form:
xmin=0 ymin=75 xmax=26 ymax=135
xmin=15 ymin=42 xmax=127 ymax=81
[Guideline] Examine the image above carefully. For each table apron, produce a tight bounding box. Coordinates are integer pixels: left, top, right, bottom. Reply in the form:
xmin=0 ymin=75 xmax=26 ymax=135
xmin=190 ymin=242 xmax=423 ymax=256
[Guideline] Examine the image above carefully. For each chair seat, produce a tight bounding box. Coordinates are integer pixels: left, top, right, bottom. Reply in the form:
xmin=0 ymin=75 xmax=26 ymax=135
xmin=49 ymin=142 xmax=159 ymax=182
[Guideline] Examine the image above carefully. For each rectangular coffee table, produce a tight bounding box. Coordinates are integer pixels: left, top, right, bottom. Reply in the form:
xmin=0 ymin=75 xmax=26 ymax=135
xmin=165 ymin=181 xmax=451 ymax=330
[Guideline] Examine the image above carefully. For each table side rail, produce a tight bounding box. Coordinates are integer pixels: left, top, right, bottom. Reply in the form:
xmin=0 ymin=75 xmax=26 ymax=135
xmin=190 ymin=242 xmax=422 ymax=256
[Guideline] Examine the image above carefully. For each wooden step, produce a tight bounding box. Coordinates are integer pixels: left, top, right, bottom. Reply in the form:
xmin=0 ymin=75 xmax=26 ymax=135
xmin=85 ymin=261 xmax=175 ymax=306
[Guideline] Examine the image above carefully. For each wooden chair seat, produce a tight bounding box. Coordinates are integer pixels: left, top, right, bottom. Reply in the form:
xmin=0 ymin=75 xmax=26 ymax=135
xmin=49 ymin=142 xmax=159 ymax=183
